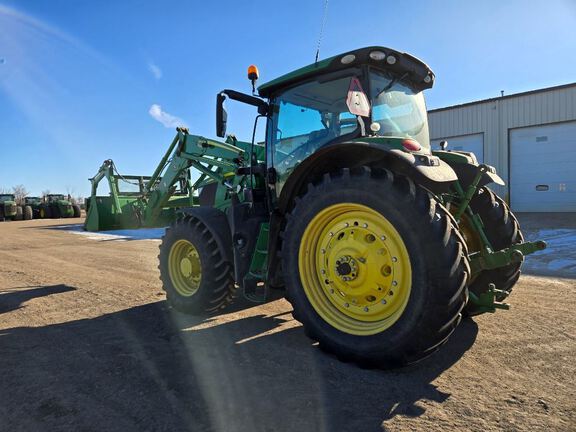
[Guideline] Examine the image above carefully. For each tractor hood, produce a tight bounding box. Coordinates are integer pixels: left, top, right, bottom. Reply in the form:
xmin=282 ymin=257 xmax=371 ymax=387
xmin=258 ymin=46 xmax=435 ymax=98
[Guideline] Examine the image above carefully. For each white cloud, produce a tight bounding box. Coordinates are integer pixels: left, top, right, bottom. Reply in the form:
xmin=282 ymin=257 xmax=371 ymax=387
xmin=148 ymin=104 xmax=188 ymax=128
xmin=148 ymin=62 xmax=162 ymax=80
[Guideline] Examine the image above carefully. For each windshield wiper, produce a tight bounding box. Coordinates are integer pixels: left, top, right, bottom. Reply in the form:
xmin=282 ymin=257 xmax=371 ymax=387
xmin=375 ymin=72 xmax=409 ymax=98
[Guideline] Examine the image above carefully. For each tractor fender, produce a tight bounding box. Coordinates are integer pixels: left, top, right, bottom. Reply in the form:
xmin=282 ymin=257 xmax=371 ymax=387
xmin=177 ymin=206 xmax=233 ymax=264
xmin=277 ymin=141 xmax=458 ymax=214
xmin=433 ymin=150 xmax=505 ymax=188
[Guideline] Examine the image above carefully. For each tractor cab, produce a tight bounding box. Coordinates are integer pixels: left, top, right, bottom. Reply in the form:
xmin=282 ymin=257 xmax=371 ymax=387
xmin=24 ymin=197 xmax=42 ymax=205
xmin=46 ymin=194 xmax=67 ymax=203
xmin=217 ymin=47 xmax=440 ymax=205
xmin=0 ymin=194 xmax=16 ymax=203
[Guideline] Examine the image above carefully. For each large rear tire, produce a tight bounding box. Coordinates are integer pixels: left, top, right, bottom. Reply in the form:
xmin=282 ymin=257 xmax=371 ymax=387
xmin=24 ymin=206 xmax=33 ymax=220
xmin=13 ymin=206 xmax=23 ymax=221
xmin=159 ymin=214 xmax=235 ymax=315
xmin=463 ymin=187 xmax=524 ymax=316
xmin=282 ymin=167 xmax=470 ymax=368
xmin=72 ymin=205 xmax=81 ymax=218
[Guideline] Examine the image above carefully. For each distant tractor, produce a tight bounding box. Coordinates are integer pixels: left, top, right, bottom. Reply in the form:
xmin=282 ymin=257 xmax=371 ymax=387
xmin=0 ymin=194 xmax=22 ymax=221
xmin=23 ymin=196 xmax=43 ymax=219
xmin=0 ymin=194 xmax=35 ymax=221
xmin=38 ymin=194 xmax=81 ymax=219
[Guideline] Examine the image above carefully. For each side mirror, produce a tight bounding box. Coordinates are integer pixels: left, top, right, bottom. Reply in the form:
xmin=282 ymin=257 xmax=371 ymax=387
xmin=216 ymin=93 xmax=228 ymax=138
xmin=439 ymin=140 xmax=448 ymax=150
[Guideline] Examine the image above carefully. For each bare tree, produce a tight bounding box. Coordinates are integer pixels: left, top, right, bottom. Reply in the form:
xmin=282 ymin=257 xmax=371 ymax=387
xmin=12 ymin=185 xmax=28 ymax=204
xmin=0 ymin=186 xmax=10 ymax=194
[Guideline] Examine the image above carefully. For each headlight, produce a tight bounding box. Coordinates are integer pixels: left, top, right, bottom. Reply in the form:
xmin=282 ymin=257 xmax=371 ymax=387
xmin=340 ymin=54 xmax=356 ymax=64
xmin=369 ymin=50 xmax=386 ymax=61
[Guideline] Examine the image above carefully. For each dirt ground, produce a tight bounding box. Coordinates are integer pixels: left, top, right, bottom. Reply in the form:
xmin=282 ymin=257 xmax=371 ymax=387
xmin=0 ymin=217 xmax=575 ymax=432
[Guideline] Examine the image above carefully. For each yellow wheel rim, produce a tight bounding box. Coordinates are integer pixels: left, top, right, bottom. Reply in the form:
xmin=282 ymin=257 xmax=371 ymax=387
xmin=168 ymin=239 xmax=202 ymax=297
xmin=299 ymin=203 xmax=412 ymax=336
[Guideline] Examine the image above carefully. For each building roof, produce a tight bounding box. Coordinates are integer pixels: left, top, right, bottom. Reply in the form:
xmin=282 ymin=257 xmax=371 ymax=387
xmin=429 ymin=82 xmax=576 ymax=113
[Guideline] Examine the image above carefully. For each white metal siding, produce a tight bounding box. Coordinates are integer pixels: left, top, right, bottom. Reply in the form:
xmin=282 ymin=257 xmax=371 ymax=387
xmin=510 ymin=122 xmax=576 ymax=212
xmin=431 ymin=133 xmax=484 ymax=163
xmin=429 ymin=84 xmax=576 ymax=206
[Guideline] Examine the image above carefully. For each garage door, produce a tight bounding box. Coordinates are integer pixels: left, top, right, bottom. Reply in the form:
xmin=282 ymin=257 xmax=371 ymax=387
xmin=510 ymin=121 xmax=576 ymax=212
xmin=431 ymin=133 xmax=484 ymax=163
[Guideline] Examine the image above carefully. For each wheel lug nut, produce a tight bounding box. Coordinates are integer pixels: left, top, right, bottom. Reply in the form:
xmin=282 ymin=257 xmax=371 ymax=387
xmin=392 ymin=257 xmax=398 ymax=262
xmin=344 ymin=303 xmax=349 ymax=308
xmin=329 ymin=232 xmax=334 ymax=237
xmin=392 ymin=281 xmax=398 ymax=286
xmin=358 ymin=257 xmax=366 ymax=263
xmin=363 ymin=307 xmax=369 ymax=312
xmin=381 ymin=299 xmax=387 ymax=304
xmin=321 ymin=249 xmax=326 ymax=254
xmin=380 ymin=235 xmax=386 ymax=240
xmin=363 ymin=223 xmax=368 ymax=228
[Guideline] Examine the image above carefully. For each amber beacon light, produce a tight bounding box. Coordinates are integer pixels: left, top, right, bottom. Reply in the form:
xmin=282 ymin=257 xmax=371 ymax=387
xmin=248 ymin=64 xmax=259 ymax=92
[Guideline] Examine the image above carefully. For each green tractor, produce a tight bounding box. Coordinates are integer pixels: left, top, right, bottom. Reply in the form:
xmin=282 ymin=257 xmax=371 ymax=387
xmin=38 ymin=194 xmax=81 ymax=219
xmin=23 ymin=197 xmax=42 ymax=219
xmin=155 ymin=46 xmax=546 ymax=368
xmin=0 ymin=194 xmax=23 ymax=221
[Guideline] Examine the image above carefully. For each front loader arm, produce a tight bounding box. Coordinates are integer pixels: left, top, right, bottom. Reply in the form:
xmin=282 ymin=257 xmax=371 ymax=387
xmin=142 ymin=129 xmax=247 ymax=226
xmin=88 ymin=159 xmax=122 ymax=214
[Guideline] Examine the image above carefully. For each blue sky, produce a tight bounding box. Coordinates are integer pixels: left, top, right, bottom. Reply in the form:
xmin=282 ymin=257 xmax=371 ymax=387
xmin=1 ymin=0 xmax=575 ymax=197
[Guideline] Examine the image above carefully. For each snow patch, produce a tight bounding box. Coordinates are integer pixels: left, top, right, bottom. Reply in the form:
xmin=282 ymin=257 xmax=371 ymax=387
xmin=59 ymin=224 xmax=165 ymax=241
xmin=523 ymin=228 xmax=576 ymax=276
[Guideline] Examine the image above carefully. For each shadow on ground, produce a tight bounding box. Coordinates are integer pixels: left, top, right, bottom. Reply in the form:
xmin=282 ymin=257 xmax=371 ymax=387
xmin=0 ymin=284 xmax=76 ymax=314
xmin=0 ymin=289 xmax=478 ymax=432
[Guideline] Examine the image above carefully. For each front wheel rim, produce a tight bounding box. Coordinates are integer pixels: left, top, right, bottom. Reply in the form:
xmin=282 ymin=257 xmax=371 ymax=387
xmin=168 ymin=239 xmax=202 ymax=297
xmin=298 ymin=203 xmax=412 ymax=336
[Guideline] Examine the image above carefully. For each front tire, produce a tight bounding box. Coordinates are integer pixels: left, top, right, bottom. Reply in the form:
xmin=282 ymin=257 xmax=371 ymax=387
xmin=159 ymin=215 xmax=235 ymax=315
xmin=282 ymin=167 xmax=470 ymax=368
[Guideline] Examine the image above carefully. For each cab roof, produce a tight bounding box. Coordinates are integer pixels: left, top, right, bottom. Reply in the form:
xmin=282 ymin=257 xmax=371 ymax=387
xmin=257 ymin=46 xmax=434 ymax=98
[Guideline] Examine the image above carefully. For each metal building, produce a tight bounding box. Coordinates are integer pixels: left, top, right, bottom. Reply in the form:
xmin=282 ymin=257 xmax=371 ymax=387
xmin=428 ymin=83 xmax=576 ymax=212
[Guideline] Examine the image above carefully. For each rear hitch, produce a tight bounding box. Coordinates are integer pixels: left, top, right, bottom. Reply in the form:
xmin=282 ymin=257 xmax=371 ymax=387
xmin=469 ymin=240 xmax=547 ymax=275
xmin=468 ymin=283 xmax=510 ymax=313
